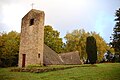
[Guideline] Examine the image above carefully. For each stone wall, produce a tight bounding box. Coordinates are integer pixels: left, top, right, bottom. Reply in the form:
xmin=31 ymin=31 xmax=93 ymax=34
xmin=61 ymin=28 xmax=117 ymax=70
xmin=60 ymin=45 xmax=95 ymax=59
xmin=18 ymin=9 xmax=45 ymax=67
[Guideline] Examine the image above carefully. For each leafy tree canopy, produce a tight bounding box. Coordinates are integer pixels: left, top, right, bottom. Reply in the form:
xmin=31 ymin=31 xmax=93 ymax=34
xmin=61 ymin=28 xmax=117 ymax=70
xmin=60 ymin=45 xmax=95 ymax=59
xmin=64 ymin=30 xmax=109 ymax=62
xmin=44 ymin=25 xmax=64 ymax=53
xmin=0 ymin=31 xmax=20 ymax=67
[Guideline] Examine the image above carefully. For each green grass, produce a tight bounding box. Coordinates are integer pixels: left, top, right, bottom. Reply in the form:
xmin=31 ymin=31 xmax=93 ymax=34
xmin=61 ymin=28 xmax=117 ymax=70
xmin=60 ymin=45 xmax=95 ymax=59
xmin=0 ymin=63 xmax=120 ymax=80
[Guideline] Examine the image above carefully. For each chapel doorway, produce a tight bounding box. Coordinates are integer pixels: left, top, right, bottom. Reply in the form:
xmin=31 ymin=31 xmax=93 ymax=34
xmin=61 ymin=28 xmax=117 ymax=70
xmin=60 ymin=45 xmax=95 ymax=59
xmin=22 ymin=54 xmax=26 ymax=67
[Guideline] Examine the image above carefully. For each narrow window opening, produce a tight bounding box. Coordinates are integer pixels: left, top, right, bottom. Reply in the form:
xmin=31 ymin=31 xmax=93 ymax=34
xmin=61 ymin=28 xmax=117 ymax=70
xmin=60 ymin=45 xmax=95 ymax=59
xmin=30 ymin=19 xmax=34 ymax=26
xmin=38 ymin=54 xmax=40 ymax=58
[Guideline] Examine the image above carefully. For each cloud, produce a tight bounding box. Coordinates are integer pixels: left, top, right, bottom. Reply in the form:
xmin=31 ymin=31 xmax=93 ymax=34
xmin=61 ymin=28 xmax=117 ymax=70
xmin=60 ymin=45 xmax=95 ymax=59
xmin=0 ymin=0 xmax=120 ymax=42
xmin=0 ymin=0 xmax=35 ymax=32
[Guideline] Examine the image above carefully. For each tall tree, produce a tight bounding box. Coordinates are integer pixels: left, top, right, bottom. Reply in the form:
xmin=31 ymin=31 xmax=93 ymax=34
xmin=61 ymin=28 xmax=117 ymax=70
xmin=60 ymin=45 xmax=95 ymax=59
xmin=112 ymin=8 xmax=120 ymax=55
xmin=44 ymin=25 xmax=64 ymax=53
xmin=91 ymin=32 xmax=109 ymax=61
xmin=86 ymin=36 xmax=97 ymax=64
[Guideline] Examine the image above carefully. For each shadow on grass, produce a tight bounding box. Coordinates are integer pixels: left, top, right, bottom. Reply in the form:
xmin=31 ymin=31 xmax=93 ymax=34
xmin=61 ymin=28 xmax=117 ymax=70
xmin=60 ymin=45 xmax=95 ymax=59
xmin=11 ymin=66 xmax=75 ymax=73
xmin=80 ymin=64 xmax=97 ymax=67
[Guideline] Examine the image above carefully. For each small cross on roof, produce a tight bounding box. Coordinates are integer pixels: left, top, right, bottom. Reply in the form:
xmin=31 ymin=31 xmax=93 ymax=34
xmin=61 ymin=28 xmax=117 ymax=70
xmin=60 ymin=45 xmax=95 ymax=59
xmin=31 ymin=3 xmax=35 ymax=9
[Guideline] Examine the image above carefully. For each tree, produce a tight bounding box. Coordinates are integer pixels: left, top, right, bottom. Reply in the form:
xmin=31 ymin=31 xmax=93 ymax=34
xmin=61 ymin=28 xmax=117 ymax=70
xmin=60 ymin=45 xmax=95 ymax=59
xmin=0 ymin=31 xmax=20 ymax=67
xmin=86 ymin=36 xmax=97 ymax=64
xmin=64 ymin=29 xmax=108 ymax=62
xmin=44 ymin=25 xmax=64 ymax=53
xmin=0 ymin=33 xmax=3 ymax=65
xmin=91 ymin=32 xmax=109 ymax=62
xmin=112 ymin=8 xmax=120 ymax=55
xmin=64 ymin=29 xmax=89 ymax=60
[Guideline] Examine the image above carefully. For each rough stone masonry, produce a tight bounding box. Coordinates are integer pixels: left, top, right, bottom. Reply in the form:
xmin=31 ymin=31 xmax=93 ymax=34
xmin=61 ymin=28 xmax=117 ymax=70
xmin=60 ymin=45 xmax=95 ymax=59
xmin=18 ymin=9 xmax=45 ymax=67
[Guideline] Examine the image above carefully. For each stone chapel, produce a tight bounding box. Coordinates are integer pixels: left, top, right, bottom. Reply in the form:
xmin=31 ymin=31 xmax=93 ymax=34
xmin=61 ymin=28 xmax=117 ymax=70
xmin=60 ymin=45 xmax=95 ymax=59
xmin=18 ymin=9 xmax=81 ymax=67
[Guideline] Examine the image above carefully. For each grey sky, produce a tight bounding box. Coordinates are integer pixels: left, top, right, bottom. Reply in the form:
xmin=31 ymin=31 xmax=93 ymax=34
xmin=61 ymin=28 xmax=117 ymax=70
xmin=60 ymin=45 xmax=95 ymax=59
xmin=0 ymin=0 xmax=120 ymax=43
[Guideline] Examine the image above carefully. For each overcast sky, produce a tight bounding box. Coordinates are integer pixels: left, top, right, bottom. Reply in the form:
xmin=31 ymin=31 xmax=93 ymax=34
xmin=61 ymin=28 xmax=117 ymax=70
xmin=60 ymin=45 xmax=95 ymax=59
xmin=0 ymin=0 xmax=120 ymax=43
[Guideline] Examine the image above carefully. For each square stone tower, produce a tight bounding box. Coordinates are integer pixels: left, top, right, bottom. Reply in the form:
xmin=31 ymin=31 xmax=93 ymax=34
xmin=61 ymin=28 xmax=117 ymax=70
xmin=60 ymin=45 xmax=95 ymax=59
xmin=18 ymin=9 xmax=45 ymax=67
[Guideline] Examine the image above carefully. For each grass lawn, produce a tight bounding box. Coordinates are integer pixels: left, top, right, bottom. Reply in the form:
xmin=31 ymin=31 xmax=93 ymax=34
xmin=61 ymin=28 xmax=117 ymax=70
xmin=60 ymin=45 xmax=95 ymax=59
xmin=0 ymin=63 xmax=120 ymax=80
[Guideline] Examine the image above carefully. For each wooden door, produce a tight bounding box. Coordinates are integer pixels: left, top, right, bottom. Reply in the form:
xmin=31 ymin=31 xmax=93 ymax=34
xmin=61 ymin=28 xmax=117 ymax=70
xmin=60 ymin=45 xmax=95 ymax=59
xmin=22 ymin=54 xmax=26 ymax=67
